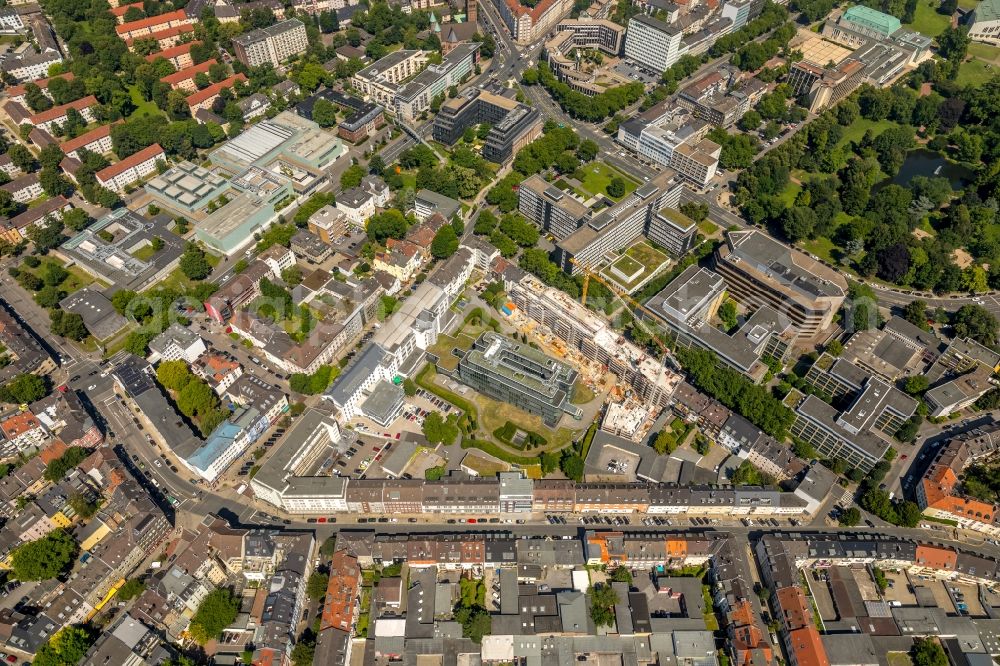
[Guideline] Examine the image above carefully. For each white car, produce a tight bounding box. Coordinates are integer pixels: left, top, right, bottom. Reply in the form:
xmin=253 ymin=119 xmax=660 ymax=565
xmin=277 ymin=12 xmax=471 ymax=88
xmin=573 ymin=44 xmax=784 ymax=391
xmin=154 ymin=460 xmax=162 ymax=468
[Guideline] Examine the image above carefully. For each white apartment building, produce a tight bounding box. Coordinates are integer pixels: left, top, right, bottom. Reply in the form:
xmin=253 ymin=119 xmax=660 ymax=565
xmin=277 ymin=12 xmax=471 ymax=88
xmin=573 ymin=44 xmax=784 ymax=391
xmin=61 ymin=124 xmax=115 ymax=161
xmin=1 ymin=174 xmax=42 ymax=204
xmin=335 ymin=188 xmax=375 ymax=227
xmin=147 ymin=323 xmax=207 ymax=364
xmin=95 ymin=144 xmax=165 ymax=193
xmin=233 ymin=18 xmax=308 ymax=67
xmin=259 ymin=244 xmax=296 ymax=276
xmin=0 ymin=50 xmax=63 ymax=82
xmin=624 ymin=15 xmax=684 ymax=74
xmin=351 ymin=50 xmax=429 ymax=108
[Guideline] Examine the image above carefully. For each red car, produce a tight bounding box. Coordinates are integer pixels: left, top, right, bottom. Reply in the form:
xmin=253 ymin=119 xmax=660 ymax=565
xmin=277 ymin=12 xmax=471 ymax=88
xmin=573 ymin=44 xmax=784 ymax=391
xmin=467 ymin=518 xmax=477 ymax=524
xmin=317 ymin=517 xmax=327 ymax=523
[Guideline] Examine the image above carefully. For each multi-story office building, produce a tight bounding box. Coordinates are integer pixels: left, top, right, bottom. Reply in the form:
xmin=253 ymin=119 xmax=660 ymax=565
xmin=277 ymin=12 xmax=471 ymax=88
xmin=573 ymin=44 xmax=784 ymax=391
xmin=553 ymin=170 xmax=687 ymax=271
xmin=555 ymin=18 xmax=625 ymax=53
xmin=489 ymin=0 xmax=575 ymax=44
xmin=713 ymin=230 xmax=847 ymax=341
xmin=432 ymin=89 xmax=542 ymax=164
xmin=543 ymin=19 xmax=627 ymax=95
xmin=457 ymin=332 xmax=582 ymax=427
xmin=789 ymin=371 xmax=916 ymax=471
xmin=233 ymin=19 xmax=308 ymax=67
xmin=787 ymin=59 xmax=865 ymax=114
xmin=617 ymin=119 xmax=721 ymax=187
xmin=393 ymin=43 xmax=479 ymax=121
xmin=624 ymin=15 xmax=683 ymax=74
xmin=648 ymin=265 xmax=795 ymax=383
xmin=351 ymin=50 xmax=428 ymax=108
xmin=720 ymin=0 xmax=753 ymax=30
xmin=517 ymin=174 xmax=590 ymax=240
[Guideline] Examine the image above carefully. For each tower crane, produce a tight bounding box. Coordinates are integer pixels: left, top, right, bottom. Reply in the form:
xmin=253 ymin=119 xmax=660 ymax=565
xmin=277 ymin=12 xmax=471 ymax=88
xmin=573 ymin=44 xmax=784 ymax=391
xmin=569 ymin=257 xmax=676 ymax=364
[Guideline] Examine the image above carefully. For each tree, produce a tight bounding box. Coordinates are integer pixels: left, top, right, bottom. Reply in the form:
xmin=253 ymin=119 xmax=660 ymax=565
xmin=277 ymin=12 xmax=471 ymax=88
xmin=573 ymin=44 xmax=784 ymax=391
xmin=903 ymin=375 xmax=929 ymax=395
xmin=653 ymin=430 xmax=677 ymax=455
xmin=157 ymin=360 xmax=193 ymax=392
xmin=178 ymin=379 xmax=218 ymax=419
xmin=838 ymin=507 xmax=861 ymax=527
xmin=577 ymin=139 xmax=599 ymax=161
xmin=589 ymin=583 xmax=619 ymax=628
xmin=189 ymin=589 xmax=240 ymax=644
xmin=118 ymin=579 xmax=145 ymax=601
xmin=738 ymin=109 xmax=762 ymax=131
xmin=561 ymin=452 xmax=585 ymax=481
xmin=431 ymin=225 xmax=459 ymax=259
xmin=306 ymin=573 xmax=329 ymax=601
xmin=367 ymin=209 xmax=408 ymax=243
xmin=606 ymin=176 xmax=626 ymax=198
xmin=912 ymin=639 xmax=948 ymax=666
xmin=422 ymin=412 xmax=459 ymax=444
xmin=902 ymin=300 xmax=930 ymax=330
xmin=340 ymin=163 xmax=366 ymax=189
xmin=0 ymin=373 xmax=46 ymax=404
xmin=718 ymin=300 xmax=738 ymax=331
xmin=11 ymin=529 xmax=77 ymax=581
xmin=180 ymin=243 xmax=212 ymax=280
xmin=34 ymin=285 xmax=64 ymax=308
xmin=952 ymin=304 xmax=998 ymax=346
xmin=8 ymin=144 xmax=36 ymax=173
xmin=33 ymin=626 xmax=93 ymax=666
xmin=49 ymin=311 xmax=88 ymax=341
xmin=609 ymin=567 xmax=633 ymax=583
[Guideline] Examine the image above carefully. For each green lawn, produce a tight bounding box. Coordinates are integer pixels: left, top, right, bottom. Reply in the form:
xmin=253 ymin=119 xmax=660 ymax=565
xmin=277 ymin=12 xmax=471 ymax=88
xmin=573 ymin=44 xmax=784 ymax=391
xmin=400 ymin=171 xmax=417 ymax=191
xmin=601 ymin=240 xmax=669 ymax=291
xmin=698 ymin=220 xmax=719 ymax=236
xmin=127 ymin=85 xmax=162 ymax=120
xmin=802 ymin=236 xmax=838 ymax=265
xmin=958 ymin=0 xmax=978 ymax=9
xmin=779 ymin=182 xmax=802 ymax=207
xmin=904 ymin=0 xmax=950 ymax=37
xmin=626 ymin=240 xmax=669 ymax=270
xmin=956 ymin=58 xmax=995 ymax=87
xmin=578 ymin=162 xmax=639 ymax=201
xmin=969 ymin=42 xmax=1000 ymax=64
xmin=21 ymin=258 xmax=103 ymax=294
xmin=131 ymin=244 xmax=158 ymax=262
xmin=835 ymin=118 xmax=897 ymax=149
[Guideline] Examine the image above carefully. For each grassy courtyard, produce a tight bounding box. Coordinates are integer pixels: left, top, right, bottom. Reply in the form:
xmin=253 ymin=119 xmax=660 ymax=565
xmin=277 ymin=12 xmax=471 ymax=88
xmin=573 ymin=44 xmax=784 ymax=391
xmin=127 ymin=85 xmax=162 ymax=120
xmin=577 ymin=162 xmax=640 ymax=201
xmin=21 ymin=258 xmax=103 ymax=294
xmin=904 ymin=0 xmax=950 ymax=37
xmin=600 ymin=241 xmax=670 ymax=292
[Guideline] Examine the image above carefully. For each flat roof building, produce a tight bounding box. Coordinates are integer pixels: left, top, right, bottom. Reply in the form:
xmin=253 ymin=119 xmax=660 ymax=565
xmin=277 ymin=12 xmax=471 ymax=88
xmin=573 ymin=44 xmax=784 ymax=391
xmin=233 ymin=18 xmax=308 ymax=67
xmin=713 ymin=230 xmax=847 ymax=341
xmin=457 ymin=332 xmax=582 ymax=427
xmin=58 ymin=288 xmax=128 ymax=341
xmin=144 ymin=161 xmax=231 ymax=214
xmin=60 ymin=208 xmax=185 ymax=291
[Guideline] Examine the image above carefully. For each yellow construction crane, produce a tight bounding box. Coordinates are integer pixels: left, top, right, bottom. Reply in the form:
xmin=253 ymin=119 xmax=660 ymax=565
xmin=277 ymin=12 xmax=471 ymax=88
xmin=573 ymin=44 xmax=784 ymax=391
xmin=569 ymin=258 xmax=675 ymax=360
